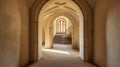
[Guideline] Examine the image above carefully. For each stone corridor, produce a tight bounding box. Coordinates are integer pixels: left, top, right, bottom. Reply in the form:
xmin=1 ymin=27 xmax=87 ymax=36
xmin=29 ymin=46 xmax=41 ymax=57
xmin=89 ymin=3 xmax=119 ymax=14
xmin=1 ymin=0 xmax=120 ymax=67
xmin=30 ymin=44 xmax=95 ymax=67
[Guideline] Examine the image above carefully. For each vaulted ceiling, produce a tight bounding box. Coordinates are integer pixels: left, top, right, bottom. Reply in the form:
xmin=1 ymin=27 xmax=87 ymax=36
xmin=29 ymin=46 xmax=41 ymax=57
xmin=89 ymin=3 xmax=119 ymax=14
xmin=39 ymin=0 xmax=83 ymax=28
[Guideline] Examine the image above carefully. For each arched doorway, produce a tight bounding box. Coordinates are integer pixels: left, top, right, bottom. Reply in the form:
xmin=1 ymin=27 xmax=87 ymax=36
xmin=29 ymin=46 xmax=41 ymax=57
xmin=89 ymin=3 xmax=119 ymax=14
xmin=53 ymin=16 xmax=72 ymax=44
xmin=30 ymin=0 xmax=93 ymax=63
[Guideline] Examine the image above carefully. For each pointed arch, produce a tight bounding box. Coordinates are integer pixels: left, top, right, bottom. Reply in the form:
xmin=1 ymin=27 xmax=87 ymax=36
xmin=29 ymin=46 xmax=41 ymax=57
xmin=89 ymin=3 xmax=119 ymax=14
xmin=30 ymin=0 xmax=93 ymax=63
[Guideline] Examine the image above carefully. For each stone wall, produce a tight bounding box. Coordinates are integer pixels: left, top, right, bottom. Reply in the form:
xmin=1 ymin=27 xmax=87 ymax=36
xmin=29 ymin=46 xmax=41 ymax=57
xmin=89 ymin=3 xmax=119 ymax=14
xmin=0 ymin=0 xmax=34 ymax=67
xmin=106 ymin=0 xmax=120 ymax=67
xmin=94 ymin=0 xmax=120 ymax=67
xmin=0 ymin=0 xmax=21 ymax=67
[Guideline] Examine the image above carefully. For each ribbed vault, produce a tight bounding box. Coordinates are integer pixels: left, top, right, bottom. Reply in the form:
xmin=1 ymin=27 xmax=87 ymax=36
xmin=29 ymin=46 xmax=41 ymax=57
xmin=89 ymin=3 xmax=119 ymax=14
xmin=30 ymin=0 xmax=93 ymax=64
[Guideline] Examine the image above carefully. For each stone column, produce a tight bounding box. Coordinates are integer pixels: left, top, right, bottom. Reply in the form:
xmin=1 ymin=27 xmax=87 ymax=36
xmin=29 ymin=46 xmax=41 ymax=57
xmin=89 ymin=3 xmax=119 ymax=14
xmin=44 ymin=25 xmax=53 ymax=48
xmin=72 ymin=25 xmax=79 ymax=50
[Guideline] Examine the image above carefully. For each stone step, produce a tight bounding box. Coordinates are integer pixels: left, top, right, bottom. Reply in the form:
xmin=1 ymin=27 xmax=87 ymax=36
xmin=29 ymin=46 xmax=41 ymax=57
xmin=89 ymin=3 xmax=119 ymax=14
xmin=53 ymin=33 xmax=72 ymax=44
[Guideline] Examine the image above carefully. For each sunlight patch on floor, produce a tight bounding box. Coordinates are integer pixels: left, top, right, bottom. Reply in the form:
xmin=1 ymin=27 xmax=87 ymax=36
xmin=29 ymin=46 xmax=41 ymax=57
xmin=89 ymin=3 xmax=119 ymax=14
xmin=42 ymin=48 xmax=70 ymax=55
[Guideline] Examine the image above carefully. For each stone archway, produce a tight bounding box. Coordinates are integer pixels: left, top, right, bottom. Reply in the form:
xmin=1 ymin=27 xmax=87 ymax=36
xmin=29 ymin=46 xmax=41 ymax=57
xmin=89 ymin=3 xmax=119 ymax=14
xmin=41 ymin=12 xmax=79 ymax=50
xmin=30 ymin=0 xmax=93 ymax=63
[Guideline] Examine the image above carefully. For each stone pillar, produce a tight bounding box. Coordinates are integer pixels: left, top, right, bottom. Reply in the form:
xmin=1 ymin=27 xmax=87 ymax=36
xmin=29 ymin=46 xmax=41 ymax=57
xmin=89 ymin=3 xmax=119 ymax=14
xmin=72 ymin=25 xmax=79 ymax=50
xmin=44 ymin=25 xmax=53 ymax=48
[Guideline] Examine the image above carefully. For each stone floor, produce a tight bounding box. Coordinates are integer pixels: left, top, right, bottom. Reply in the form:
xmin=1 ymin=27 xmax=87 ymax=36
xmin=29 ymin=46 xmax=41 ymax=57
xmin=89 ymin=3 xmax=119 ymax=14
xmin=30 ymin=44 xmax=95 ymax=67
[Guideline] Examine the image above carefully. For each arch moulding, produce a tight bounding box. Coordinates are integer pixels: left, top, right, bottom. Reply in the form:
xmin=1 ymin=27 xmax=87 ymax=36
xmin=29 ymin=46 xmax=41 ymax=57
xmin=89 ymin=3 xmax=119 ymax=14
xmin=30 ymin=0 xmax=93 ymax=63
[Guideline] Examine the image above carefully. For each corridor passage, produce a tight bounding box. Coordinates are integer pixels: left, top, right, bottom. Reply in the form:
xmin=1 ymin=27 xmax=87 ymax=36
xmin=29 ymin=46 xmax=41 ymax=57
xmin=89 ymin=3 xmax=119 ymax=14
xmin=53 ymin=33 xmax=71 ymax=44
xmin=30 ymin=44 xmax=95 ymax=67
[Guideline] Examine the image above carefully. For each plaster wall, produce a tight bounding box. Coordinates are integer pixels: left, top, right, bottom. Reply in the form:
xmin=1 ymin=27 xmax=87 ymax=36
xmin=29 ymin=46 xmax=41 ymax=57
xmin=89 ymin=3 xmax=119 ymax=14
xmin=26 ymin=0 xmax=36 ymax=8
xmin=94 ymin=0 xmax=120 ymax=67
xmin=0 ymin=0 xmax=35 ymax=66
xmin=106 ymin=0 xmax=120 ymax=67
xmin=94 ymin=0 xmax=109 ymax=66
xmin=0 ymin=0 xmax=21 ymax=67
xmin=86 ymin=0 xmax=96 ymax=9
xmin=18 ymin=0 xmax=30 ymax=66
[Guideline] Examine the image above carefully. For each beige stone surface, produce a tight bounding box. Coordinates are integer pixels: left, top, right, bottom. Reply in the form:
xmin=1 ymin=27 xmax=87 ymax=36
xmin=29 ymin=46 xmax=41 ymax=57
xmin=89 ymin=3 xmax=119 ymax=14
xmin=30 ymin=44 xmax=95 ymax=67
xmin=0 ymin=0 xmax=120 ymax=67
xmin=31 ymin=0 xmax=93 ymax=63
xmin=94 ymin=0 xmax=120 ymax=67
xmin=0 ymin=0 xmax=21 ymax=67
xmin=18 ymin=0 xmax=30 ymax=66
xmin=94 ymin=0 xmax=108 ymax=66
xmin=0 ymin=0 xmax=34 ymax=67
xmin=106 ymin=0 xmax=120 ymax=67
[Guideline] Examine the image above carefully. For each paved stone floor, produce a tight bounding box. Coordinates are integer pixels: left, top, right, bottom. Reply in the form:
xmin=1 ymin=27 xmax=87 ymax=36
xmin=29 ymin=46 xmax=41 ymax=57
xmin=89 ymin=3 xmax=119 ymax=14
xmin=30 ymin=44 xmax=95 ymax=67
